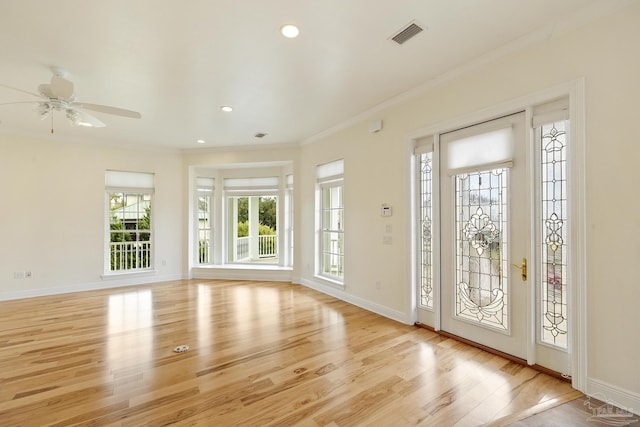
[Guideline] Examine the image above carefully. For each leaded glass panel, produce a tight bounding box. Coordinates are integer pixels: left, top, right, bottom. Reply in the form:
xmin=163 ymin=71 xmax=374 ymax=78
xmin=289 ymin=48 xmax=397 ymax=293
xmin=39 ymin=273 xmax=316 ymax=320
xmin=540 ymin=121 xmax=568 ymax=348
xmin=419 ymin=152 xmax=433 ymax=308
xmin=455 ymin=169 xmax=509 ymax=330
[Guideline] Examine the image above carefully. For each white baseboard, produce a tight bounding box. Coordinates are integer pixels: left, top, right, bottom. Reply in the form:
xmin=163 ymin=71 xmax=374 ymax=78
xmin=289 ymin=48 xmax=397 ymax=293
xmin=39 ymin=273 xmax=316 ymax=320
xmin=299 ymin=277 xmax=410 ymax=325
xmin=587 ymin=377 xmax=640 ymax=416
xmin=0 ymin=273 xmax=187 ymax=301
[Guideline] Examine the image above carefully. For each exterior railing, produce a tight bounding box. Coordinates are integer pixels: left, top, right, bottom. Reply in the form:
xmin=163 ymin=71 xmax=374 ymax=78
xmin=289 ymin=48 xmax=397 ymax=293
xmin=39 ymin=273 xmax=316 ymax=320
xmin=233 ymin=235 xmax=278 ymax=261
xmin=198 ymin=239 xmax=210 ymax=264
xmin=110 ymin=241 xmax=152 ymax=271
xmin=236 ymin=236 xmax=250 ymax=260
xmin=258 ymin=235 xmax=277 ymax=258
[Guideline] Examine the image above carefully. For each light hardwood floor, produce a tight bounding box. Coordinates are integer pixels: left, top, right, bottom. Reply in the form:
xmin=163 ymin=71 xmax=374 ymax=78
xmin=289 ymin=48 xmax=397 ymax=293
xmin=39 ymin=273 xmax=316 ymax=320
xmin=0 ymin=279 xmax=578 ymax=426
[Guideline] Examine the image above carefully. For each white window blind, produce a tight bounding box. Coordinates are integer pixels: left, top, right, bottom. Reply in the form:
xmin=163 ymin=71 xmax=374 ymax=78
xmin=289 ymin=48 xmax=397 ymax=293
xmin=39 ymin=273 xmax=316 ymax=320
xmin=443 ymin=123 xmax=514 ymax=175
xmin=223 ymin=177 xmax=279 ymax=190
xmin=533 ymin=96 xmax=569 ymax=127
xmin=105 ymin=170 xmax=154 ymax=190
xmin=317 ymin=159 xmax=344 ymax=183
xmin=414 ymin=135 xmax=434 ymax=155
xmin=196 ymin=177 xmax=215 ymax=192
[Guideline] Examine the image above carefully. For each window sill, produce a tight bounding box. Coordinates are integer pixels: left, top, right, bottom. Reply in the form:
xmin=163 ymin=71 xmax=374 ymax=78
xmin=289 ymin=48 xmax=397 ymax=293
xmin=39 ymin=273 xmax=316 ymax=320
xmin=101 ymin=269 xmax=157 ymax=280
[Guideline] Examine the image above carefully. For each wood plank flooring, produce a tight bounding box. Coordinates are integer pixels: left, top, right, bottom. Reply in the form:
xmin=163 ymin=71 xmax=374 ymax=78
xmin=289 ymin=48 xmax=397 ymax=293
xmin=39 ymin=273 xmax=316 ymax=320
xmin=499 ymin=394 xmax=639 ymax=427
xmin=0 ymin=279 xmax=578 ymax=426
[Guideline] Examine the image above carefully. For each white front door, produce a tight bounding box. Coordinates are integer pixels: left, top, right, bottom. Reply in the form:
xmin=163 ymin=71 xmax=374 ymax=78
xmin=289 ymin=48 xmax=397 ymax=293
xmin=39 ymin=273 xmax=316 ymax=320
xmin=439 ymin=112 xmax=529 ymax=358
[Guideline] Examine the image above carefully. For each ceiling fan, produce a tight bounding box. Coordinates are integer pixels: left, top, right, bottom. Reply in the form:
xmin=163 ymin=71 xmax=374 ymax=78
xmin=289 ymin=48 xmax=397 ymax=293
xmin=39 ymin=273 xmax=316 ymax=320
xmin=0 ymin=71 xmax=141 ymax=132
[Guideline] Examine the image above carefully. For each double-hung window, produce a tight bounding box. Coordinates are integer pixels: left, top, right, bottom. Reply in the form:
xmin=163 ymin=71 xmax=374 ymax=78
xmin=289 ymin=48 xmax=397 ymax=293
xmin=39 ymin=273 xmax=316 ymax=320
xmin=105 ymin=171 xmax=154 ymax=273
xmin=196 ymin=177 xmax=214 ymax=264
xmin=317 ymin=159 xmax=344 ymax=282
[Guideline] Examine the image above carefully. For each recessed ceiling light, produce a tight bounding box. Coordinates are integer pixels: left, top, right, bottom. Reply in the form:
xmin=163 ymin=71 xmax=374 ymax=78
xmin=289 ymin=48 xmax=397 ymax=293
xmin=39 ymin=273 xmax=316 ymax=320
xmin=196 ymin=139 xmax=206 ymax=144
xmin=281 ymin=24 xmax=299 ymax=38
xmin=221 ymin=106 xmax=233 ymax=112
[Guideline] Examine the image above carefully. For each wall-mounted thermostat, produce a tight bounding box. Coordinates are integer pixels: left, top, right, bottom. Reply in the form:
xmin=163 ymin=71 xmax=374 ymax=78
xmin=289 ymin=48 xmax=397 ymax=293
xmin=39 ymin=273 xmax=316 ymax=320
xmin=381 ymin=204 xmax=392 ymax=217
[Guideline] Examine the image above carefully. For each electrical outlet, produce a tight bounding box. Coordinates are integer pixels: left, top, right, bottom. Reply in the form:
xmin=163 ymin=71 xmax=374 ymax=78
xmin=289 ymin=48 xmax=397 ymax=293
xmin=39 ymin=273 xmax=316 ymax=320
xmin=375 ymin=281 xmax=381 ymax=290
xmin=14 ymin=272 xmax=24 ymax=279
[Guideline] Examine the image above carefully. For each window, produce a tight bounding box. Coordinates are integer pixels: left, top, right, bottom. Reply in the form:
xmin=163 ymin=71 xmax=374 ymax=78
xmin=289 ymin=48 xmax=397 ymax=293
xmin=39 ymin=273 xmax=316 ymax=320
xmin=317 ymin=160 xmax=344 ymax=282
xmin=190 ymin=168 xmax=294 ymax=269
xmin=105 ymin=171 xmax=154 ymax=273
xmin=416 ymin=141 xmax=434 ymax=309
xmin=225 ymin=177 xmax=279 ymax=264
xmin=196 ymin=177 xmax=214 ymax=264
xmin=534 ymin=97 xmax=570 ymax=349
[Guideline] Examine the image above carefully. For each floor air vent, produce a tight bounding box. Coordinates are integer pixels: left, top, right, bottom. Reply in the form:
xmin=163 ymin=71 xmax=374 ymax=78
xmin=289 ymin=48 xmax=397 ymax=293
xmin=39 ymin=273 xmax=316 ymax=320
xmin=391 ymin=21 xmax=424 ymax=45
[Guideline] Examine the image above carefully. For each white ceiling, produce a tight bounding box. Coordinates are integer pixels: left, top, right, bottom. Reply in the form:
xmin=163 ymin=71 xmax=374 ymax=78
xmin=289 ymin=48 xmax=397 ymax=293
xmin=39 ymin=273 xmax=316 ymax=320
xmin=0 ymin=0 xmax=632 ymax=149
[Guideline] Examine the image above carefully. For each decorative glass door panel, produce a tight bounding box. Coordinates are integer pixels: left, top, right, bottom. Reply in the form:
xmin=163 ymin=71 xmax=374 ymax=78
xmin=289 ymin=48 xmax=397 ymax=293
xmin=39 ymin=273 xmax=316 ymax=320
xmin=420 ymin=152 xmax=434 ymax=309
xmin=455 ymin=169 xmax=509 ymax=331
xmin=534 ymin=117 xmax=570 ymax=374
xmin=540 ymin=121 xmax=568 ymax=347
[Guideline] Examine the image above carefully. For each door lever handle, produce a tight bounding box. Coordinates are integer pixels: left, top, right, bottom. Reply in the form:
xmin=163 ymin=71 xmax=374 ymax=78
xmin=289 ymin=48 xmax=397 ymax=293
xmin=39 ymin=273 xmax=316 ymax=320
xmin=511 ymin=257 xmax=527 ymax=281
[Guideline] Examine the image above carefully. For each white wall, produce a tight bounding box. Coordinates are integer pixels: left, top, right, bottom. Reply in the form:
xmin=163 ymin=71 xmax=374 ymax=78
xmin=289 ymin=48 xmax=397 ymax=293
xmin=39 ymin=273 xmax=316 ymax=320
xmin=297 ymin=2 xmax=640 ymax=405
xmin=0 ymin=135 xmax=184 ymax=298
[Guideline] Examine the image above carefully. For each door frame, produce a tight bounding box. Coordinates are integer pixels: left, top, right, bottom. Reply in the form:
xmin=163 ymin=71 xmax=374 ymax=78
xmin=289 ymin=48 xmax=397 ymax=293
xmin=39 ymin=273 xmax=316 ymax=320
xmin=405 ymin=79 xmax=586 ymax=392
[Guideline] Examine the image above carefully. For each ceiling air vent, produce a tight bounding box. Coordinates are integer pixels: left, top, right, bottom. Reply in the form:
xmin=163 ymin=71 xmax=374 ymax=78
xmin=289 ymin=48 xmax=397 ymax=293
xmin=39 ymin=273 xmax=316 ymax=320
xmin=390 ymin=21 xmax=424 ymax=45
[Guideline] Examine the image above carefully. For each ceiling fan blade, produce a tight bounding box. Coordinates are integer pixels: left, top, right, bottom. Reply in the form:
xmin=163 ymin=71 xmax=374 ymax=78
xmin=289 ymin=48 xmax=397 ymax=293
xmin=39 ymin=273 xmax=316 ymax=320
xmin=68 ymin=109 xmax=105 ymax=128
xmin=0 ymin=101 xmax=53 ymax=117
xmin=50 ymin=75 xmax=74 ymax=100
xmin=0 ymin=84 xmax=41 ymax=98
xmin=0 ymin=101 xmax=40 ymax=106
xmin=75 ymin=102 xmax=141 ymax=119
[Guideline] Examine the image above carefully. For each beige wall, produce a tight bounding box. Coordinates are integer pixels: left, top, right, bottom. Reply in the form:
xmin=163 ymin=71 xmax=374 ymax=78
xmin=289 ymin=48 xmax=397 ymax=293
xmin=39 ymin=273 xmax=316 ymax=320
xmin=0 ymin=136 xmax=184 ymax=296
xmin=298 ymin=3 xmax=640 ymax=398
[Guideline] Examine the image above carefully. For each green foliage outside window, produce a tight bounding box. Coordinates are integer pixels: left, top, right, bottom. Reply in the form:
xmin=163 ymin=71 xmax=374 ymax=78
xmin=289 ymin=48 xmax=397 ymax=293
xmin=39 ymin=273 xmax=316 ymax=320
xmin=109 ymin=194 xmax=151 ymax=271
